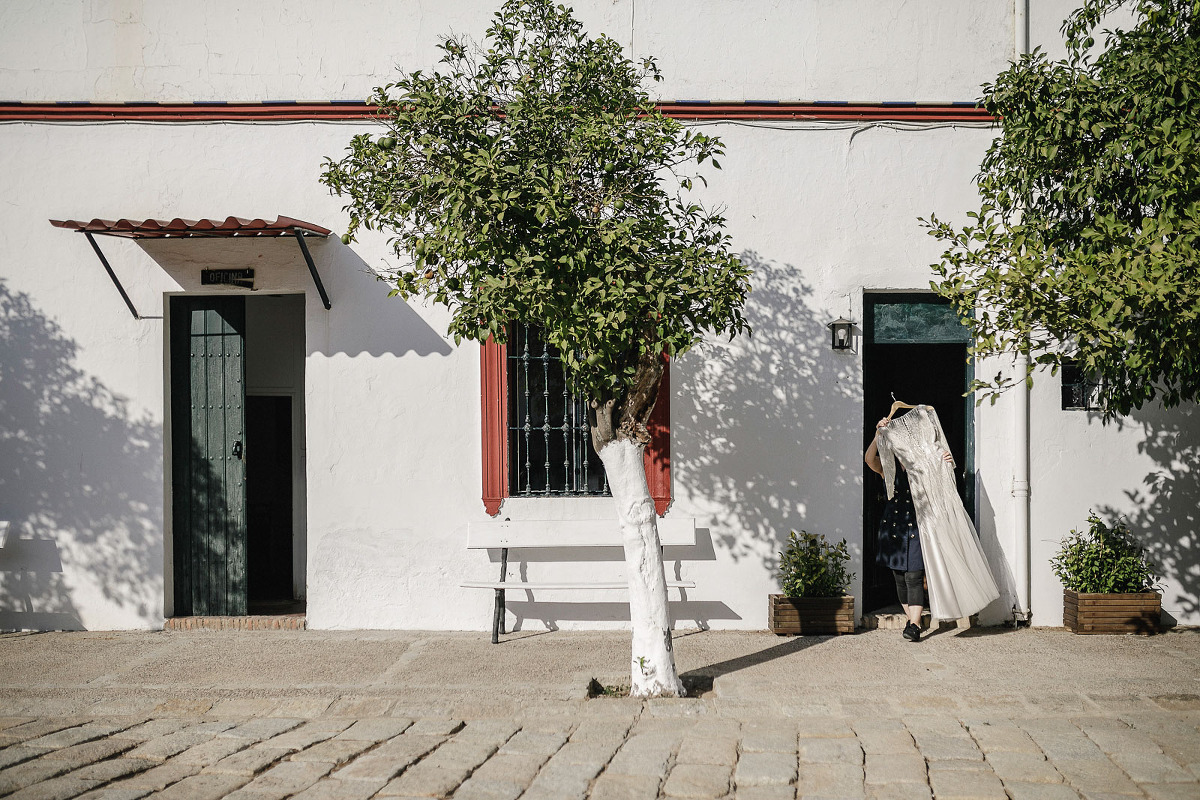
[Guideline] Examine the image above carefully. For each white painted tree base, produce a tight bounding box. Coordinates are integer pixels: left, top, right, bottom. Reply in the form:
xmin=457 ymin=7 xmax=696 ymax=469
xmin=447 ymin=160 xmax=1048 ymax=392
xmin=598 ymin=438 xmax=686 ymax=698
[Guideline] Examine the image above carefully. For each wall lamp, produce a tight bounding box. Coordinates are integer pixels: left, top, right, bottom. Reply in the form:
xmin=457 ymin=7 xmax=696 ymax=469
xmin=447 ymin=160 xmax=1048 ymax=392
xmin=827 ymin=317 xmax=855 ymax=351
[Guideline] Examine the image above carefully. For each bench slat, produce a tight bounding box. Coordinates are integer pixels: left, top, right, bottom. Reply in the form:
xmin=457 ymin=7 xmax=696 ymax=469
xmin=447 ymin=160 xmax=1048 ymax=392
xmin=462 ymin=580 xmax=696 ymax=590
xmin=467 ymin=518 xmax=696 ymax=548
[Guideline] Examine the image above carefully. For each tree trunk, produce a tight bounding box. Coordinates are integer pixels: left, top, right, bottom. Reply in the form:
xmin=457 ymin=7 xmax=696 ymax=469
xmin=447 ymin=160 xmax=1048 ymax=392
xmin=596 ymin=437 xmax=685 ymax=698
xmin=591 ymin=349 xmax=684 ymax=698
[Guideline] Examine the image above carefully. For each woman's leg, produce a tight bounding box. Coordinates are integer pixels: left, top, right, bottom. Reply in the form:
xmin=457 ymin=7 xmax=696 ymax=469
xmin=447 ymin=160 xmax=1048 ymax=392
xmin=903 ymin=570 xmax=925 ymax=627
xmin=892 ymin=570 xmax=908 ymax=614
xmin=892 ymin=570 xmax=917 ymax=621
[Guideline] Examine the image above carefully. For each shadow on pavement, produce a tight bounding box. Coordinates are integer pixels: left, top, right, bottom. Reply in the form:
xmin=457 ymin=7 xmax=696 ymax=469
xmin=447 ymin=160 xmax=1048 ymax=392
xmin=680 ymin=634 xmax=825 ymax=687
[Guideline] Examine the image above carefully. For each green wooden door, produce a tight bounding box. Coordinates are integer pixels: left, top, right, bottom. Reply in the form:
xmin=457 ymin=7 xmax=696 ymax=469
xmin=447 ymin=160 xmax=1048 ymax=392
xmin=170 ymin=296 xmax=248 ymax=616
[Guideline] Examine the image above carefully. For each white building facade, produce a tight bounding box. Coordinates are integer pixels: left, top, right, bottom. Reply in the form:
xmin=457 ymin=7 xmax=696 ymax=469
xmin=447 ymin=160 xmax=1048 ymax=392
xmin=1 ymin=0 xmax=1195 ymax=632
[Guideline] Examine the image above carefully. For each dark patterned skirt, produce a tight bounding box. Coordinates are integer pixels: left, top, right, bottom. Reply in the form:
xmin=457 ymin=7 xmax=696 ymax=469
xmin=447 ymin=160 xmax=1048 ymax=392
xmin=876 ymin=470 xmax=924 ymax=572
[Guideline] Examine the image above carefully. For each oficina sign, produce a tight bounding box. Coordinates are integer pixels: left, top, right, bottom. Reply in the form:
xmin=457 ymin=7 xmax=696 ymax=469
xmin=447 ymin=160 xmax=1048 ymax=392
xmin=201 ymin=268 xmax=255 ymax=288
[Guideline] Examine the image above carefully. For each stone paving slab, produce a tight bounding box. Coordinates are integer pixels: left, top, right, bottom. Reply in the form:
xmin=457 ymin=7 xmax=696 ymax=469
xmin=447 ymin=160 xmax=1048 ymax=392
xmin=202 ymin=747 xmax=293 ymax=778
xmin=735 ymin=750 xmax=797 ymax=787
xmin=7 ymin=774 xmax=103 ymax=800
xmin=676 ymin=735 xmax=738 ymax=766
xmin=797 ymin=761 xmax=865 ymax=796
xmin=662 ymin=762 xmax=731 ymax=798
xmin=291 ymin=777 xmax=387 ymax=800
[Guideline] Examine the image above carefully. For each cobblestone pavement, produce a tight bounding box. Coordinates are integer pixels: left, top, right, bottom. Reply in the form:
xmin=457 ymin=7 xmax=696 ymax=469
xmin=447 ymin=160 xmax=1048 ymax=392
xmin=1 ymin=627 xmax=1198 ymax=799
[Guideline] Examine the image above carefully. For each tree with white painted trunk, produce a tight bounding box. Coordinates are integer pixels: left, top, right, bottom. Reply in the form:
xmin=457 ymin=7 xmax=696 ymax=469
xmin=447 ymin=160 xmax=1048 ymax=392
xmin=321 ymin=0 xmax=750 ymax=696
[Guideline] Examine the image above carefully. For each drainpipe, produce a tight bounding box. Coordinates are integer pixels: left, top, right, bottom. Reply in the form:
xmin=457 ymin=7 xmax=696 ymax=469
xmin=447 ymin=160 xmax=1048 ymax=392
xmin=1015 ymin=0 xmax=1028 ymax=61
xmin=1013 ymin=351 xmax=1032 ymax=625
xmin=1012 ymin=0 xmax=1033 ymax=626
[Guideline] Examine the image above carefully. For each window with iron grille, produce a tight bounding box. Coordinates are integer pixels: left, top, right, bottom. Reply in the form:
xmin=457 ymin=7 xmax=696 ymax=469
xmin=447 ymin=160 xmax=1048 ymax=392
xmin=507 ymin=324 xmax=610 ymax=496
xmin=1061 ymin=359 xmax=1104 ymax=411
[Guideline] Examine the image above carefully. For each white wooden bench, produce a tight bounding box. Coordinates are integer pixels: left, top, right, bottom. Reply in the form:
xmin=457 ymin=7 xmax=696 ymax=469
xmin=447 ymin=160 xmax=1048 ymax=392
xmin=463 ymin=519 xmax=697 ymax=643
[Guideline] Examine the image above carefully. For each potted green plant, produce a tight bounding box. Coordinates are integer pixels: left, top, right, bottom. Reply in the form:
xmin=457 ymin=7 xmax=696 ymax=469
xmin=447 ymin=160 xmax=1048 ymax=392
xmin=1051 ymin=513 xmax=1162 ymax=634
xmin=769 ymin=530 xmax=856 ymax=635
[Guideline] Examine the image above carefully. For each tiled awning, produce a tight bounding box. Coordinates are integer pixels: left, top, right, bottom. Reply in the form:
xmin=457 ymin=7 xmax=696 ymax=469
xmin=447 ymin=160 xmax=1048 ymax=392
xmin=50 ymin=215 xmax=331 ymax=239
xmin=50 ymin=215 xmax=334 ymax=317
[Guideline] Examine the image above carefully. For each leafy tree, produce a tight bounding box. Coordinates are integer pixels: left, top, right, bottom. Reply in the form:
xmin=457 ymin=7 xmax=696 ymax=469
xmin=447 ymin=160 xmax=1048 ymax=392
xmin=924 ymin=0 xmax=1200 ymax=416
xmin=320 ymin=0 xmax=750 ymax=696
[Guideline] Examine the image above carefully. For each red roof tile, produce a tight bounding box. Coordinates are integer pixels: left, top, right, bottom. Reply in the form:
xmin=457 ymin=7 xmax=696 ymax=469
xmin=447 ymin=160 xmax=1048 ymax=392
xmin=50 ymin=215 xmax=331 ymax=238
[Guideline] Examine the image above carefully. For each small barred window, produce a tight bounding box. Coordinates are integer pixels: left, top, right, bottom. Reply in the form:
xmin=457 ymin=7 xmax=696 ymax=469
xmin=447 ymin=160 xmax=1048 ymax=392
xmin=1061 ymin=359 xmax=1104 ymax=411
xmin=507 ymin=324 xmax=610 ymax=496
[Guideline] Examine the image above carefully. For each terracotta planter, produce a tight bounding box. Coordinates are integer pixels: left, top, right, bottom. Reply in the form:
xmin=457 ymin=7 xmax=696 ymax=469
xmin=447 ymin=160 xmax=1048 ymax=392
xmin=1063 ymin=589 xmax=1161 ymax=634
xmin=768 ymin=594 xmax=855 ymax=635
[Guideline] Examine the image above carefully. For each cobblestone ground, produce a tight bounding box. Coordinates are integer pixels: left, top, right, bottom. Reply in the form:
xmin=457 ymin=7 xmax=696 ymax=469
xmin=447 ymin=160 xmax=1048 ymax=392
xmin=1 ymin=628 xmax=1198 ymax=799
xmin=1 ymin=701 xmax=1198 ymax=798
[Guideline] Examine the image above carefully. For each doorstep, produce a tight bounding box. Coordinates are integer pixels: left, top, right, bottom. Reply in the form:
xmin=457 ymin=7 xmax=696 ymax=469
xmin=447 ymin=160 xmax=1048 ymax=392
xmin=861 ymin=605 xmax=926 ymax=630
xmin=861 ymin=603 xmax=976 ymax=631
xmin=164 ymin=614 xmax=306 ymax=631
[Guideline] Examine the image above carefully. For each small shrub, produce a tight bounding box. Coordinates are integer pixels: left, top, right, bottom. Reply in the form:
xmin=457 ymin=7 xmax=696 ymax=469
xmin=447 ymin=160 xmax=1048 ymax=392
xmin=1050 ymin=513 xmax=1160 ymax=594
xmin=778 ymin=530 xmax=853 ymax=598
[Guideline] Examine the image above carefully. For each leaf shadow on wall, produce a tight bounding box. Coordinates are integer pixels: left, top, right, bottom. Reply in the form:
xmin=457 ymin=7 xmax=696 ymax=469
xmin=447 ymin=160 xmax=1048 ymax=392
xmin=0 ymin=281 xmax=162 ymax=629
xmin=1098 ymin=404 xmax=1200 ymax=624
xmin=672 ymin=251 xmax=864 ymax=583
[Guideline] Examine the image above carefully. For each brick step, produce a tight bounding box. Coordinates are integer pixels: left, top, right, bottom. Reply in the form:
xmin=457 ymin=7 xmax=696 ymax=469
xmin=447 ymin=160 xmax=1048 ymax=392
xmin=164 ymin=614 xmax=306 ymax=631
xmin=861 ymin=604 xmax=975 ymax=631
xmin=861 ymin=607 xmax=929 ymax=630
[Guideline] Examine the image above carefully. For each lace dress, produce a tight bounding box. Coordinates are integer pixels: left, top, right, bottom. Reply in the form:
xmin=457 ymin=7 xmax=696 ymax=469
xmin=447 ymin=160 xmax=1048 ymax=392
xmin=876 ymin=405 xmax=1000 ymax=620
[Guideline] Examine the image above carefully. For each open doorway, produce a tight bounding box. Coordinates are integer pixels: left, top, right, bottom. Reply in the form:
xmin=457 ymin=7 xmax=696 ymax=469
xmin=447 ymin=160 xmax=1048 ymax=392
xmin=169 ymin=294 xmax=306 ymax=616
xmin=861 ymin=293 xmax=973 ymax=612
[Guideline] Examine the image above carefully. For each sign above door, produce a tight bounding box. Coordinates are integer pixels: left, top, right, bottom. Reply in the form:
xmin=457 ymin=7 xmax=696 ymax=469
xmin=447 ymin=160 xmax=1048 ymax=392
xmin=201 ymin=268 xmax=255 ymax=288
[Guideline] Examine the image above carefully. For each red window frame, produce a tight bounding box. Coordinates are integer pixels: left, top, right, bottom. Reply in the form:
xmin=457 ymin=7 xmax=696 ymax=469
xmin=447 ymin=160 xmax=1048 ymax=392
xmin=481 ymin=337 xmax=672 ymax=517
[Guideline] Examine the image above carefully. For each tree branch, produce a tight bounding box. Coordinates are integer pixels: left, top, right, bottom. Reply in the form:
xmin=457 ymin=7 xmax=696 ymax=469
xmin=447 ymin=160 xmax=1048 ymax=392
xmin=589 ymin=397 xmax=618 ymax=452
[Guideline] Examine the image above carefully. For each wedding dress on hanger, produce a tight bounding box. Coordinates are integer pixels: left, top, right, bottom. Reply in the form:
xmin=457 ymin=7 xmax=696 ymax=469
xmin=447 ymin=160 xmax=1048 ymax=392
xmin=876 ymin=404 xmax=1000 ymax=620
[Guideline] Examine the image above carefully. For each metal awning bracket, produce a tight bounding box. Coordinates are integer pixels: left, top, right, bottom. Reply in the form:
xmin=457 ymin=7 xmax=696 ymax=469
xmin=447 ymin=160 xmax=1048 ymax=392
xmin=292 ymin=229 xmax=331 ymax=310
xmin=52 ymin=216 xmax=332 ymax=315
xmin=84 ymin=231 xmax=142 ymax=320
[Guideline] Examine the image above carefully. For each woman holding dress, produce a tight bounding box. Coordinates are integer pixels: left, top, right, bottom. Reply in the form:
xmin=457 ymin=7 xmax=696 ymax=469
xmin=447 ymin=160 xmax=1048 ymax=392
xmin=866 ymin=404 xmax=1000 ymax=636
xmin=865 ymin=418 xmax=948 ymax=642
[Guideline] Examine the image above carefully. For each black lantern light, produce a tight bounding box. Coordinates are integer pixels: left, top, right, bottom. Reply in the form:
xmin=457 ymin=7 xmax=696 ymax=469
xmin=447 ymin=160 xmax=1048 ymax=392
xmin=827 ymin=317 xmax=855 ymax=351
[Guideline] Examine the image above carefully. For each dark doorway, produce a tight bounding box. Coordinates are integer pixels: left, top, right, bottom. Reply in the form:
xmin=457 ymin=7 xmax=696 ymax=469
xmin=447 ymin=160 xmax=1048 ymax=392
xmin=170 ymin=294 xmax=305 ymax=617
xmin=862 ymin=294 xmax=974 ymax=612
xmin=246 ymin=395 xmax=295 ymax=612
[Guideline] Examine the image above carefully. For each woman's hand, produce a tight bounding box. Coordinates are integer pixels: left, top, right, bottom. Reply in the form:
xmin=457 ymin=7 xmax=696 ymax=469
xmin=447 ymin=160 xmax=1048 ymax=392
xmin=941 ymin=450 xmax=955 ymax=465
xmin=875 ymin=418 xmax=889 ymax=431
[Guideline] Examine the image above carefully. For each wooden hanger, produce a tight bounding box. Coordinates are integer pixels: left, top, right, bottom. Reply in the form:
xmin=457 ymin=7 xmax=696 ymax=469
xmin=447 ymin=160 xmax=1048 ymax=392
xmin=885 ymin=392 xmax=916 ymax=421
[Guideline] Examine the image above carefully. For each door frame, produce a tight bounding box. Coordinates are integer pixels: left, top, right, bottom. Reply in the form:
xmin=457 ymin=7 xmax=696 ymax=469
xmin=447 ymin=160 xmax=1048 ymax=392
xmin=164 ymin=292 xmax=309 ymax=617
xmin=861 ymin=292 xmax=975 ymax=611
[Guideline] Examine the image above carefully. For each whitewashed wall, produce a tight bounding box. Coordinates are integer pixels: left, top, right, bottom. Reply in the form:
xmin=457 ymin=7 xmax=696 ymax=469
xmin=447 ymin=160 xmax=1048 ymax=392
xmin=0 ymin=1 xmax=1011 ymax=102
xmin=2 ymin=1 xmax=1196 ymax=631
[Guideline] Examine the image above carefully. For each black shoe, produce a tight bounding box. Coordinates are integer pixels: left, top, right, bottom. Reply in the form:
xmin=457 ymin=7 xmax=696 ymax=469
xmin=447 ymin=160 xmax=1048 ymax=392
xmin=902 ymin=622 xmax=921 ymax=642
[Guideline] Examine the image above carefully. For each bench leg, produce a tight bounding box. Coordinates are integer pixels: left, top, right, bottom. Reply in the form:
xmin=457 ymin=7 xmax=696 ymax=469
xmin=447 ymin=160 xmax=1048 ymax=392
xmin=491 ymin=547 xmax=509 ymax=644
xmin=492 ymin=587 xmax=504 ymax=644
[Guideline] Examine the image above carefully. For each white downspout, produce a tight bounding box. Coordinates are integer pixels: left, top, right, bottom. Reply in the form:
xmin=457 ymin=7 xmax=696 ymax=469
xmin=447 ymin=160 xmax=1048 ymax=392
xmin=1012 ymin=0 xmax=1033 ymax=626
xmin=1013 ymin=352 xmax=1032 ymax=624
xmin=1015 ymin=0 xmax=1028 ymax=58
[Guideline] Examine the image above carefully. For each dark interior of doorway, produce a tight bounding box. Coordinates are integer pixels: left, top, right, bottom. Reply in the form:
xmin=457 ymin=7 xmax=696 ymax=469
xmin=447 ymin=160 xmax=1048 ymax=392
xmin=862 ymin=341 xmax=971 ymax=612
xmin=246 ymin=395 xmax=298 ymax=613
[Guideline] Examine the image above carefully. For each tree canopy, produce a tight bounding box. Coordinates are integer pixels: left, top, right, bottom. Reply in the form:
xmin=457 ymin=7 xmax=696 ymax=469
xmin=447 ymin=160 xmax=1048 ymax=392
xmin=321 ymin=0 xmax=751 ymax=431
xmin=924 ymin=0 xmax=1200 ymax=416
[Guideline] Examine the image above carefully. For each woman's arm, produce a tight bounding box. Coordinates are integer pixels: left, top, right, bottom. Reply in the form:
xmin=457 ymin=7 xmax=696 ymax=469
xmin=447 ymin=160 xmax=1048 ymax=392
xmin=864 ymin=419 xmax=887 ymax=475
